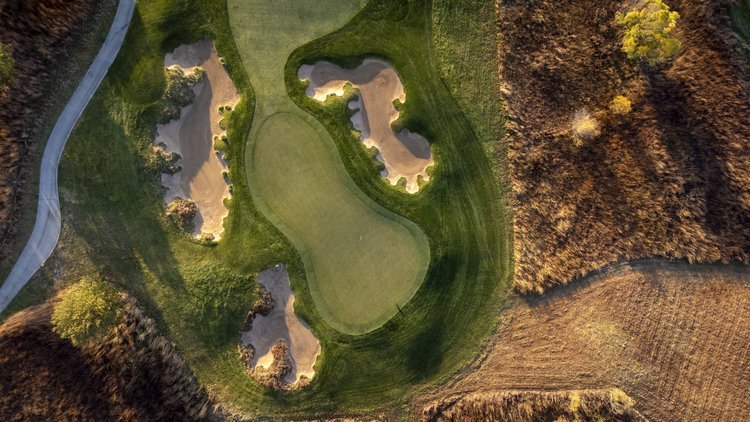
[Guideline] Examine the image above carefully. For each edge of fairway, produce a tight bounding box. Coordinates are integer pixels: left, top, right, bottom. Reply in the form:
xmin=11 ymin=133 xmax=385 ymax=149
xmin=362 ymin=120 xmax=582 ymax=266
xmin=246 ymin=110 xmax=431 ymax=335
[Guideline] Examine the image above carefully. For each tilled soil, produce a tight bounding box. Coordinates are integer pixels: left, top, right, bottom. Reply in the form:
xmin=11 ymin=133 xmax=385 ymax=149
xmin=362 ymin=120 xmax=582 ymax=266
xmin=417 ymin=263 xmax=750 ymax=421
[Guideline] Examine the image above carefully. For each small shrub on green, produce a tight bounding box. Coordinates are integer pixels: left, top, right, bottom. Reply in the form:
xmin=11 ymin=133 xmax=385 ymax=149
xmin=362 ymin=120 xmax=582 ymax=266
xmin=52 ymin=278 xmax=124 ymax=346
xmin=616 ymin=0 xmax=681 ymax=64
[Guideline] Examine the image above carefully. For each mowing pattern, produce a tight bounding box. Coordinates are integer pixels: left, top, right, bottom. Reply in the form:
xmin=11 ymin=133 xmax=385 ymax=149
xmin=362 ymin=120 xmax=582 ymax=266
xmin=228 ymin=0 xmax=429 ymax=334
xmin=419 ymin=264 xmax=750 ymax=421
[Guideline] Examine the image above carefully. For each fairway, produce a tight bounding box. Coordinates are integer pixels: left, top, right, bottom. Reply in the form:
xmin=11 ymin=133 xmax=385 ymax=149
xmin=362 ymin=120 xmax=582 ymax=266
xmin=228 ymin=0 xmax=429 ymax=333
xmin=252 ymin=112 xmax=428 ymax=333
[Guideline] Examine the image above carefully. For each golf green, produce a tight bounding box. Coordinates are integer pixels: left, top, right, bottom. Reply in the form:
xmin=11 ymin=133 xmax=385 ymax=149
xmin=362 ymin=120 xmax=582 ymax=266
xmin=228 ymin=0 xmax=430 ymax=334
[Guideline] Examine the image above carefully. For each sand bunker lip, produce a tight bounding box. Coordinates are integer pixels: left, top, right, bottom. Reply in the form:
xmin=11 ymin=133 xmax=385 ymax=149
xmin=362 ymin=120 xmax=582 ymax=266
xmin=156 ymin=39 xmax=240 ymax=240
xmin=239 ymin=264 xmax=321 ymax=388
xmin=299 ymin=58 xmax=434 ymax=194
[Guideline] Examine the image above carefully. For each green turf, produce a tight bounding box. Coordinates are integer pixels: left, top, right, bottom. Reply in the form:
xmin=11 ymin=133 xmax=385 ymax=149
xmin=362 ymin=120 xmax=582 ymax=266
xmin=2 ymin=0 xmax=510 ymax=417
xmin=732 ymin=0 xmax=750 ymax=44
xmin=228 ymin=0 xmax=429 ymax=334
xmin=251 ymin=112 xmax=429 ymax=333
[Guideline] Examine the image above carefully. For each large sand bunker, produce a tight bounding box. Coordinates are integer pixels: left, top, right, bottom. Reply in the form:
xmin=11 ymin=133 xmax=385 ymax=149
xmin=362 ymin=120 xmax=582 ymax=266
xmin=299 ymin=58 xmax=433 ymax=193
xmin=240 ymin=264 xmax=321 ymax=388
xmin=156 ymin=39 xmax=239 ymax=240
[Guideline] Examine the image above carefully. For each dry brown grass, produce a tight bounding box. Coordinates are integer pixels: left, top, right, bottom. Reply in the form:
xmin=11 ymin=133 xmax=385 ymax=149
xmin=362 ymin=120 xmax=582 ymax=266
xmin=0 ymin=300 xmax=213 ymax=421
xmin=0 ymin=0 xmax=111 ymax=262
xmin=416 ymin=263 xmax=750 ymax=421
xmin=423 ymin=389 xmax=645 ymax=422
xmin=501 ymin=0 xmax=750 ymax=292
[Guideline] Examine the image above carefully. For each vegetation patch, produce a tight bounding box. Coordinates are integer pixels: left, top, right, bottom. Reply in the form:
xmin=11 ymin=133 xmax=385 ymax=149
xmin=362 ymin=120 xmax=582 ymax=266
xmin=0 ymin=0 xmax=113 ymax=265
xmin=501 ymin=0 xmax=750 ymax=292
xmin=51 ymin=277 xmax=124 ymax=346
xmin=423 ymin=389 xmax=645 ymax=421
xmin=0 ymin=300 xmax=213 ymax=420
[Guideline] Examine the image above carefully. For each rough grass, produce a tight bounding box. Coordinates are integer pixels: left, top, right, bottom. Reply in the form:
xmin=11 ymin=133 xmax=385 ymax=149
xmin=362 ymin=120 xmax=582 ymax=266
xmin=2 ymin=0 xmax=510 ymax=418
xmin=502 ymin=0 xmax=750 ymax=292
xmin=228 ymin=0 xmax=430 ymax=334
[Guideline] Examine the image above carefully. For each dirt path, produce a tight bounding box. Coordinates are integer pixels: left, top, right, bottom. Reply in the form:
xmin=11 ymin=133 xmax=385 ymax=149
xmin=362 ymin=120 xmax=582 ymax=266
xmin=299 ymin=59 xmax=433 ymax=193
xmin=240 ymin=264 xmax=320 ymax=386
xmin=0 ymin=0 xmax=135 ymax=313
xmin=417 ymin=262 xmax=750 ymax=421
xmin=157 ymin=39 xmax=239 ymax=240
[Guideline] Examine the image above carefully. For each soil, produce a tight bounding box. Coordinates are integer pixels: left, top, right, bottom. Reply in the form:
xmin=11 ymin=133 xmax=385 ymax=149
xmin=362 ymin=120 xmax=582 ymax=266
xmin=0 ymin=300 xmax=213 ymax=421
xmin=238 ymin=264 xmax=321 ymax=389
xmin=156 ymin=39 xmax=239 ymax=241
xmin=416 ymin=263 xmax=750 ymax=421
xmin=501 ymin=0 xmax=750 ymax=292
xmin=0 ymin=0 xmax=112 ymax=262
xmin=299 ymin=58 xmax=434 ymax=193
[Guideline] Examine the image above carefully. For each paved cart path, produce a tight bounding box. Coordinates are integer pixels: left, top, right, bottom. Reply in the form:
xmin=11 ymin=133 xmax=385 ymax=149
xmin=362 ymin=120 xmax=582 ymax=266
xmin=0 ymin=0 xmax=135 ymax=312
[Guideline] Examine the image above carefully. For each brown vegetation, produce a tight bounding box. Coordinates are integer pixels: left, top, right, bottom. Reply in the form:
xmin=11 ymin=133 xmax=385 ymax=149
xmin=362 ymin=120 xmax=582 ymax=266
xmin=0 ymin=299 xmax=213 ymax=421
xmin=417 ymin=263 xmax=750 ymax=421
xmin=166 ymin=197 xmax=197 ymax=232
xmin=423 ymin=389 xmax=644 ymax=422
xmin=0 ymin=0 xmax=112 ymax=262
xmin=502 ymin=0 xmax=750 ymax=292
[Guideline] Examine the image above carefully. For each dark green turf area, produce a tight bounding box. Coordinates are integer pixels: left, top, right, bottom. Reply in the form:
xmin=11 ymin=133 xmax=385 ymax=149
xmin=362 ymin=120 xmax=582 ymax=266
xmin=732 ymin=0 xmax=750 ymax=44
xmin=2 ymin=0 xmax=510 ymax=418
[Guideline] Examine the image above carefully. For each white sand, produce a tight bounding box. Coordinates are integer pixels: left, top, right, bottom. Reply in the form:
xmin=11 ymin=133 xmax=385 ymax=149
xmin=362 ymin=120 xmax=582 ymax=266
xmin=299 ymin=58 xmax=434 ymax=193
xmin=240 ymin=264 xmax=321 ymax=386
xmin=156 ymin=39 xmax=240 ymax=240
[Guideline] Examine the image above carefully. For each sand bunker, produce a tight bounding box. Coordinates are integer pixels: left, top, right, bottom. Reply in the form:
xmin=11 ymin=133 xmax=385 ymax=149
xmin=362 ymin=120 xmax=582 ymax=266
xmin=156 ymin=39 xmax=239 ymax=240
xmin=240 ymin=264 xmax=321 ymax=388
xmin=299 ymin=58 xmax=433 ymax=193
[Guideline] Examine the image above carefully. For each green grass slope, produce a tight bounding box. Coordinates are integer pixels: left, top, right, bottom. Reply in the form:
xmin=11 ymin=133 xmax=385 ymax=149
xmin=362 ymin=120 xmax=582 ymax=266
xmin=2 ymin=0 xmax=510 ymax=418
xmin=732 ymin=0 xmax=750 ymax=43
xmin=228 ymin=0 xmax=429 ymax=335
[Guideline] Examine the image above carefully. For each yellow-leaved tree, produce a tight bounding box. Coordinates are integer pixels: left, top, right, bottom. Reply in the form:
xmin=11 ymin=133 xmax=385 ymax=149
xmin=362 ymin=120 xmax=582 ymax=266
xmin=52 ymin=278 xmax=124 ymax=346
xmin=616 ymin=0 xmax=682 ymax=64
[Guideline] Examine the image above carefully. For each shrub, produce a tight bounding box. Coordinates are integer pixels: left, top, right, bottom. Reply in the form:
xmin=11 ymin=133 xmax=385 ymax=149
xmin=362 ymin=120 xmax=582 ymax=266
xmin=52 ymin=278 xmax=124 ymax=346
xmin=0 ymin=43 xmax=13 ymax=87
xmin=610 ymin=95 xmax=632 ymax=114
xmin=571 ymin=110 xmax=600 ymax=141
xmin=616 ymin=0 xmax=682 ymax=64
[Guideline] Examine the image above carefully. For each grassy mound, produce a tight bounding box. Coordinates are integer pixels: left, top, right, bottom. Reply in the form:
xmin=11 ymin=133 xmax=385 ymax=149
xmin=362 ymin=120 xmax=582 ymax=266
xmin=228 ymin=0 xmax=429 ymax=334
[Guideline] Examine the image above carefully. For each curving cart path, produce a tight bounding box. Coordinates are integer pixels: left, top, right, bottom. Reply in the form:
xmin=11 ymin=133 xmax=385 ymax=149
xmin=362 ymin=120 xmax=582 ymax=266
xmin=0 ymin=0 xmax=135 ymax=313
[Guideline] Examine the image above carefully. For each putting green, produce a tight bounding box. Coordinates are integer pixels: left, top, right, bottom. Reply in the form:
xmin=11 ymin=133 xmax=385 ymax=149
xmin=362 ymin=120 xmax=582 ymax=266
xmin=228 ymin=0 xmax=430 ymax=333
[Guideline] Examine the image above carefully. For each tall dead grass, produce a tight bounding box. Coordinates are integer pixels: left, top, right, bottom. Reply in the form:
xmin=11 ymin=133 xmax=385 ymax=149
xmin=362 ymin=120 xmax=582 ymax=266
xmin=500 ymin=0 xmax=750 ymax=292
xmin=423 ymin=389 xmax=645 ymax=422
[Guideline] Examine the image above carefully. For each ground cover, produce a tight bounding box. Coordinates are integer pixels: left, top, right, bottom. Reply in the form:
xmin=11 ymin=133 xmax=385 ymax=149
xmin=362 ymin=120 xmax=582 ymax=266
xmin=500 ymin=0 xmax=750 ymax=292
xmin=732 ymin=0 xmax=750 ymax=42
xmin=416 ymin=263 xmax=750 ymax=421
xmin=0 ymin=300 xmax=212 ymax=420
xmin=226 ymin=0 xmax=430 ymax=334
xmin=0 ymin=0 xmax=116 ymax=272
xmin=2 ymin=0 xmax=509 ymax=418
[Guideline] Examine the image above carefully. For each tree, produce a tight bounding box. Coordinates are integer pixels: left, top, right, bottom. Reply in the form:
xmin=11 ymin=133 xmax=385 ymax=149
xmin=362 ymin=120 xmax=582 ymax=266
xmin=52 ymin=278 xmax=124 ymax=346
xmin=0 ymin=43 xmax=13 ymax=87
xmin=616 ymin=0 xmax=682 ymax=64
